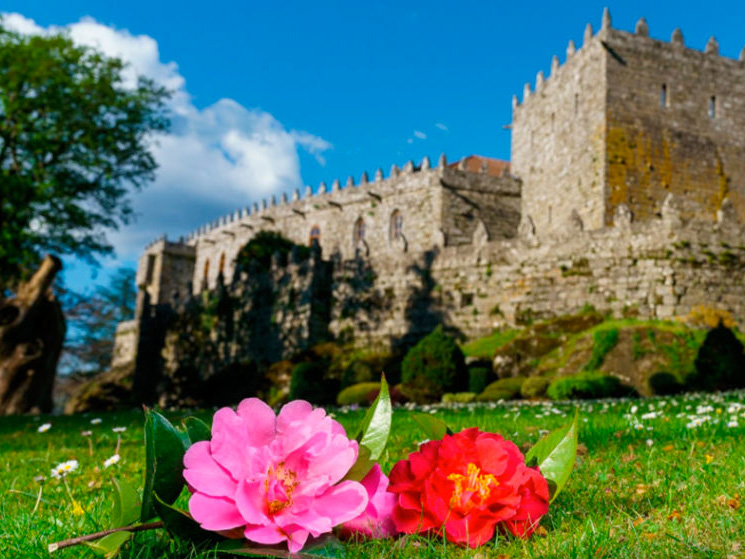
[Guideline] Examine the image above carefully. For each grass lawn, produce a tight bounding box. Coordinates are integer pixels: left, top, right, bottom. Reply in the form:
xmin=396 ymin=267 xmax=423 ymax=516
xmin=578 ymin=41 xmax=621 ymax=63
xmin=2 ymin=392 xmax=744 ymax=558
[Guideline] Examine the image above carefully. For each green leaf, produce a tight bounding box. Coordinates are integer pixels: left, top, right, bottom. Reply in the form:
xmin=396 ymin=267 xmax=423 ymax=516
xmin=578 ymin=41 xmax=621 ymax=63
xmin=111 ymin=478 xmax=141 ymax=528
xmin=525 ymin=411 xmax=579 ymax=502
xmin=411 ymin=412 xmax=452 ymax=441
xmin=83 ymin=531 xmax=131 ymax=559
xmin=140 ymin=408 xmax=188 ymax=521
xmin=215 ymin=534 xmax=345 ymax=558
xmin=183 ymin=416 xmax=211 ymax=445
xmin=354 ymin=373 xmax=391 ymax=461
xmin=153 ymin=493 xmax=217 ymax=544
xmin=342 ymin=445 xmax=373 ymax=482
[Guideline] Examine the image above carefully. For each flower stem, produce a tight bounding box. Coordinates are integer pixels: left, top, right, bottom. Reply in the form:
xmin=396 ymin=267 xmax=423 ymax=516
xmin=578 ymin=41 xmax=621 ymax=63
xmin=47 ymin=521 xmax=164 ymax=553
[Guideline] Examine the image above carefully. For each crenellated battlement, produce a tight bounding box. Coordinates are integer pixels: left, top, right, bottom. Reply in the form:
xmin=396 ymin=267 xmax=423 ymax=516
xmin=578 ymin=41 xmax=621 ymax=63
xmin=146 ymin=153 xmax=517 ymax=251
xmin=163 ymin=154 xmax=444 ymax=247
xmin=138 ymin=153 xmax=519 ymax=301
xmin=514 ymin=8 xmax=745 ymax=110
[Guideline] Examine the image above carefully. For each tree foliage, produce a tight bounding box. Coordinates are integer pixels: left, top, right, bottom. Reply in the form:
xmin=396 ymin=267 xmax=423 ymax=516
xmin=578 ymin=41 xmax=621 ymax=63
xmin=61 ymin=267 xmax=136 ymax=374
xmin=235 ymin=231 xmax=310 ymax=274
xmin=0 ymin=24 xmax=170 ymax=287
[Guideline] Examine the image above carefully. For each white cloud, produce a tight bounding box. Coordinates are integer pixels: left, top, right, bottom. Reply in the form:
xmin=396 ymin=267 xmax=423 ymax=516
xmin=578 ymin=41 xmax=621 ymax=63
xmin=406 ymin=138 xmax=413 ymax=144
xmin=2 ymin=13 xmax=332 ymax=261
xmin=413 ymin=130 xmax=427 ymax=140
xmin=435 ymin=122 xmax=448 ymax=131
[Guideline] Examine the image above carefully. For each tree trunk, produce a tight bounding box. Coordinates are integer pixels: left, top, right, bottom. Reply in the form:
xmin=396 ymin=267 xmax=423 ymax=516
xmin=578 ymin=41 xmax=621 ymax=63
xmin=0 ymin=255 xmax=65 ymax=414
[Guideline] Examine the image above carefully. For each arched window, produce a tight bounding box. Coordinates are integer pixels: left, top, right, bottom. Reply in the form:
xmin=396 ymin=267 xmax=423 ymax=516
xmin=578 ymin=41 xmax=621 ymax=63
xmin=390 ymin=210 xmax=403 ymax=241
xmin=309 ymin=225 xmax=321 ymax=246
xmin=218 ymin=253 xmax=226 ymax=275
xmin=203 ymin=259 xmax=210 ymax=280
xmin=353 ymin=217 xmax=366 ymax=244
xmin=709 ymin=96 xmax=717 ymax=119
xmin=660 ymin=84 xmax=667 ymax=108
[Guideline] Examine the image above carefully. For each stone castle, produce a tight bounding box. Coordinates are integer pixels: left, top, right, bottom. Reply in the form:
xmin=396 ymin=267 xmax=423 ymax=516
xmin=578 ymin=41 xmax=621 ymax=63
xmin=113 ymin=10 xmax=745 ymax=383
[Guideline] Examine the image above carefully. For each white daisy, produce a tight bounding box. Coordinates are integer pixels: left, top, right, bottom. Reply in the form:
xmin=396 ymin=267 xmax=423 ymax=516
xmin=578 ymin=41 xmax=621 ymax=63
xmin=90 ymin=418 xmax=102 ymax=425
xmin=112 ymin=426 xmax=126 ymax=433
xmin=51 ymin=460 xmax=79 ymax=478
xmin=103 ymin=454 xmax=120 ymax=468
xmin=37 ymin=423 xmax=52 ymax=433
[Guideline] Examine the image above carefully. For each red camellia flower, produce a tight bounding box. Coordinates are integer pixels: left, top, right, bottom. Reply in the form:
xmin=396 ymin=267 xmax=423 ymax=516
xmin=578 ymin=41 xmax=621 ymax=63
xmin=388 ymin=427 xmax=549 ymax=547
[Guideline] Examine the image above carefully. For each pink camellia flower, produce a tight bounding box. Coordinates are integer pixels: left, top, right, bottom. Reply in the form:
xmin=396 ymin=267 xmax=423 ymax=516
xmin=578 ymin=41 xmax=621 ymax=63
xmin=183 ymin=398 xmax=368 ymax=552
xmin=341 ymin=463 xmax=397 ymax=539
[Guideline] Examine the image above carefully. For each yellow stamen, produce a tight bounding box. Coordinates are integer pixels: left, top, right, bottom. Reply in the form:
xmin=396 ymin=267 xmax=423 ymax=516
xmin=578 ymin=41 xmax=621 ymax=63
xmin=264 ymin=462 xmax=298 ymax=516
xmin=447 ymin=463 xmax=498 ymax=507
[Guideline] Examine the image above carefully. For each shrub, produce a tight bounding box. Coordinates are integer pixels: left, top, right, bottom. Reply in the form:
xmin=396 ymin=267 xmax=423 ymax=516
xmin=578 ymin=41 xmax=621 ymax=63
xmin=547 ymin=371 xmax=626 ymax=400
xmin=340 ymin=352 xmax=390 ymax=389
xmin=442 ymin=392 xmax=477 ymax=404
xmin=468 ymin=366 xmax=491 ymax=394
xmin=289 ymin=362 xmax=338 ymax=405
xmin=688 ymin=323 xmax=745 ymax=392
xmin=336 ymin=382 xmax=381 ymax=406
xmin=477 ymin=377 xmax=525 ymax=402
xmin=520 ymin=376 xmax=551 ymax=399
xmin=583 ymin=328 xmax=619 ymax=371
xmin=401 ymin=326 xmax=468 ymax=403
xmin=648 ymin=371 xmax=684 ymax=396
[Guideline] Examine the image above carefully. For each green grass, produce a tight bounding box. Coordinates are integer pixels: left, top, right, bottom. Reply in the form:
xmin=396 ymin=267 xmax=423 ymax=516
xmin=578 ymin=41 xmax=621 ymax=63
xmin=461 ymin=328 xmax=520 ymax=359
xmin=2 ymin=392 xmax=745 ymax=558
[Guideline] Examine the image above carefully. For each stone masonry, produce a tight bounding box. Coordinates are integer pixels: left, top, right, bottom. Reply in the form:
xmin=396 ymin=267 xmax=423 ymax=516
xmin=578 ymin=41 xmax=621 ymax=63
xmin=113 ymin=10 xmax=745 ymax=373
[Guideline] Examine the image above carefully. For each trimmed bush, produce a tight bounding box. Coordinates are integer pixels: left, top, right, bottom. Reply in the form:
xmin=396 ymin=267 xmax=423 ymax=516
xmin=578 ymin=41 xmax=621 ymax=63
xmin=547 ymin=371 xmax=626 ymax=400
xmin=289 ymin=362 xmax=337 ymax=405
xmin=648 ymin=371 xmax=684 ymax=396
xmin=401 ymin=326 xmax=468 ymax=404
xmin=520 ymin=376 xmax=551 ymax=399
xmin=688 ymin=323 xmax=745 ymax=392
xmin=583 ymin=328 xmax=619 ymax=371
xmin=340 ymin=352 xmax=390 ymax=389
xmin=477 ymin=377 xmax=525 ymax=402
xmin=336 ymin=382 xmax=381 ymax=406
xmin=468 ymin=366 xmax=491 ymax=394
xmin=442 ymin=392 xmax=477 ymax=404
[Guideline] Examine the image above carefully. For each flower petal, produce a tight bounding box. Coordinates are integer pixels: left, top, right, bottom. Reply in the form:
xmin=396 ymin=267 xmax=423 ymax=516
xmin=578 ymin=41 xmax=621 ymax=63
xmin=311 ymin=480 xmax=368 ymax=526
xmin=276 ymin=400 xmax=313 ymax=432
xmin=244 ymin=523 xmax=286 ymax=545
xmin=210 ymin=407 xmax=253 ymax=478
xmin=237 ymin=398 xmax=277 ymax=447
xmin=188 ymin=493 xmax=244 ymax=531
xmin=183 ymin=441 xmax=237 ymax=498
xmin=235 ymin=479 xmax=270 ymax=525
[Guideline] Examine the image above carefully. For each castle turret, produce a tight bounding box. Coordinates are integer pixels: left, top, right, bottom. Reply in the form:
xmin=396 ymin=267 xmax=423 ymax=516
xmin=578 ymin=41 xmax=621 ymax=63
xmin=512 ymin=16 xmax=745 ymax=240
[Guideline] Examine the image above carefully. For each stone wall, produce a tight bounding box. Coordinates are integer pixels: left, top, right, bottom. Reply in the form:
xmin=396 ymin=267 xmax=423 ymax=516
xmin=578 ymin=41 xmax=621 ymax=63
xmin=111 ymin=320 xmax=137 ymax=368
xmin=325 ymin=210 xmax=745 ymax=345
xmin=511 ymin=21 xmax=608 ymax=240
xmin=604 ymin=26 xmax=745 ymax=225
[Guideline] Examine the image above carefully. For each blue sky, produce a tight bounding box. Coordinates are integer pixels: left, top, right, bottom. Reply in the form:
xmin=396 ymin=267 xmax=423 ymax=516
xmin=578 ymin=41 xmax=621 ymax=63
xmin=4 ymin=1 xmax=745 ymax=293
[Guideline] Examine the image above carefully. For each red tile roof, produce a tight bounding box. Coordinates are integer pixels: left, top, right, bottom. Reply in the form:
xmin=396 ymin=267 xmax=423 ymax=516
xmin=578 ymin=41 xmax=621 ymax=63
xmin=450 ymin=155 xmax=510 ymax=177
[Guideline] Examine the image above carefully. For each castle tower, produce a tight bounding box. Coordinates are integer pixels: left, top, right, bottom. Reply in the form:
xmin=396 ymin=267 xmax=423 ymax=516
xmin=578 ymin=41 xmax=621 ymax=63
xmin=512 ymin=12 xmax=745 ymax=237
xmin=135 ymin=237 xmax=196 ymax=313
